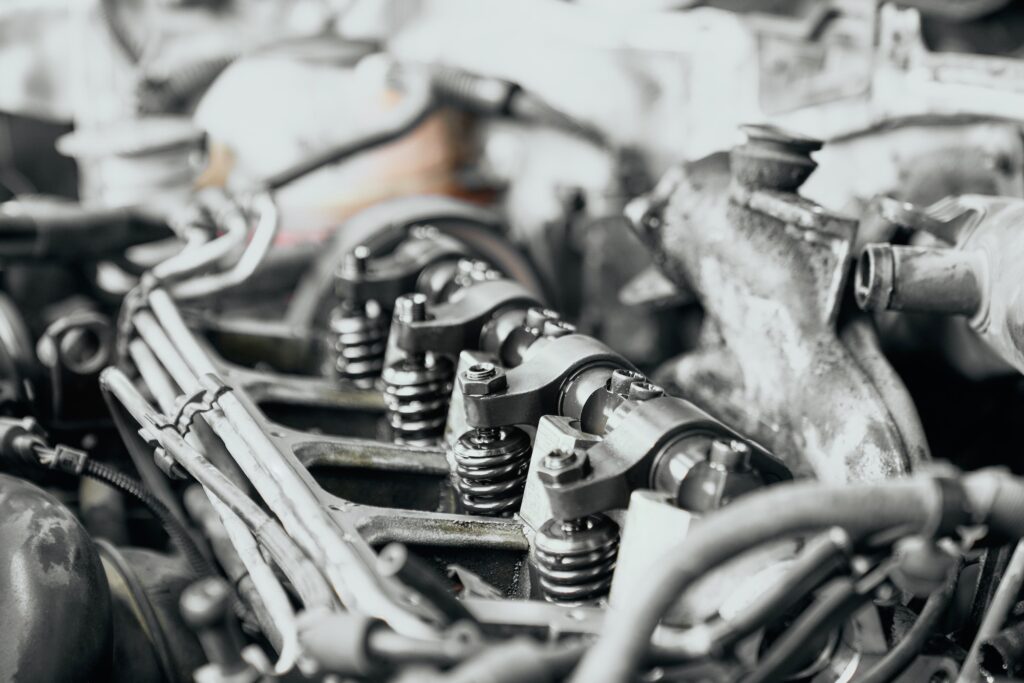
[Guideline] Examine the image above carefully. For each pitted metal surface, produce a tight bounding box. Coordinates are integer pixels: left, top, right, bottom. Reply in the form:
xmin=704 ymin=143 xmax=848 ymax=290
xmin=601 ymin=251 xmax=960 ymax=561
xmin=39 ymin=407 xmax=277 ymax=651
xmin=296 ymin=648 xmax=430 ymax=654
xmin=638 ymin=144 xmax=928 ymax=483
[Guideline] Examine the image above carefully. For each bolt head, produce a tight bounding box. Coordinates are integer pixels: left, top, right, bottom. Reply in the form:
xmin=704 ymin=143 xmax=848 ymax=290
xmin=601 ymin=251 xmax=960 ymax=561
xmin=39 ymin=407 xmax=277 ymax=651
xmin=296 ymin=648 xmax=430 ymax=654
xmin=608 ymin=369 xmax=645 ymax=396
xmin=343 ymin=245 xmax=370 ymax=275
xmin=542 ymin=319 xmax=575 ymax=338
xmin=628 ymin=381 xmax=664 ymax=402
xmin=459 ymin=364 xmax=507 ymax=396
xmin=464 ymin=362 xmax=496 ymax=381
xmin=394 ymin=293 xmax=428 ymax=323
xmin=708 ymin=439 xmax=752 ymax=471
xmin=525 ymin=307 xmax=560 ymax=333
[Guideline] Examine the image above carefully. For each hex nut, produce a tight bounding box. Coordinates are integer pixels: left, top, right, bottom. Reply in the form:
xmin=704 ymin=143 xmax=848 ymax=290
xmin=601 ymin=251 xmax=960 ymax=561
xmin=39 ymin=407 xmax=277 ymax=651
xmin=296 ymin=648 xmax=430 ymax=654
xmin=459 ymin=364 xmax=508 ymax=396
xmin=537 ymin=450 xmax=591 ymax=487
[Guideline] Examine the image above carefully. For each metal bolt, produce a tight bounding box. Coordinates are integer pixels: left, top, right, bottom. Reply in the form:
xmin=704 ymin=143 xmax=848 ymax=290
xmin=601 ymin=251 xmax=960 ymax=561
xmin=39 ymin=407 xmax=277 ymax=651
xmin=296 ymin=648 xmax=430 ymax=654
xmin=542 ymin=449 xmax=578 ymax=471
xmin=458 ymin=258 xmax=489 ymax=275
xmin=542 ymin=319 xmax=575 ymax=338
xmin=394 ymin=293 xmax=428 ymax=324
xmin=411 ymin=224 xmax=439 ymax=239
xmin=343 ymin=245 xmax=370 ymax=277
xmin=525 ymin=307 xmax=560 ymax=333
xmin=460 ymin=363 xmax=507 ymax=396
xmin=464 ymin=362 xmax=497 ymax=381
xmin=628 ymin=381 xmax=664 ymax=402
xmin=708 ymin=439 xmax=752 ymax=471
xmin=180 ymin=577 xmax=243 ymax=670
xmin=609 ymin=369 xmax=645 ymax=396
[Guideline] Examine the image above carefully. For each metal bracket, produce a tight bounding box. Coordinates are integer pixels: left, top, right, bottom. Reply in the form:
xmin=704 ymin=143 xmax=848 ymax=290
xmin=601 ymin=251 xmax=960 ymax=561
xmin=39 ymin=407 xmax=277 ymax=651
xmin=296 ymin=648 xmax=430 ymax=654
xmin=169 ymin=374 xmax=230 ymax=436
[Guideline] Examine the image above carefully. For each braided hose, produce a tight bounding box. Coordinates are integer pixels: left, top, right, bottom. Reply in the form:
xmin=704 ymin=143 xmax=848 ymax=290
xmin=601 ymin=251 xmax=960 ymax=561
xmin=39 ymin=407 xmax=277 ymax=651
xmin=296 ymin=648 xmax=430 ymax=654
xmin=83 ymin=459 xmax=215 ymax=578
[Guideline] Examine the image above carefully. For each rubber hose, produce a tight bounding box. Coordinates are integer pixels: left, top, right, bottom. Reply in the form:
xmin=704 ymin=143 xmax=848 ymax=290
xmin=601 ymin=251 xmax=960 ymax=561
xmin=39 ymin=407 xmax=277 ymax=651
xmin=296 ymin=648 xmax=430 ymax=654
xmin=569 ymin=471 xmax=1024 ymax=683
xmin=712 ymin=528 xmax=850 ymax=653
xmin=742 ymin=577 xmax=867 ymax=683
xmin=441 ymin=639 xmax=587 ymax=683
xmin=84 ymin=459 xmax=215 ymax=578
xmin=96 ymin=538 xmax=180 ymax=683
xmin=263 ymin=87 xmax=436 ymax=191
xmin=857 ymin=562 xmax=960 ymax=683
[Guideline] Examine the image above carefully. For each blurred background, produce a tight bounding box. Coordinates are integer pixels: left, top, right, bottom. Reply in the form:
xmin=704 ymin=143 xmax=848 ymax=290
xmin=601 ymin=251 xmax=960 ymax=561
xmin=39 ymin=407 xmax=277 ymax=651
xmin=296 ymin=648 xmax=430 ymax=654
xmin=5 ymin=0 xmax=1024 ymax=468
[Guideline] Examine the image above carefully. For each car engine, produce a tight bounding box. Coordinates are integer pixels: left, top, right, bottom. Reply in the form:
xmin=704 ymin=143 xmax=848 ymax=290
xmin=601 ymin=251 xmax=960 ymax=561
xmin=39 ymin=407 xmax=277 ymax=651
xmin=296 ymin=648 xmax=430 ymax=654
xmin=6 ymin=1 xmax=1024 ymax=681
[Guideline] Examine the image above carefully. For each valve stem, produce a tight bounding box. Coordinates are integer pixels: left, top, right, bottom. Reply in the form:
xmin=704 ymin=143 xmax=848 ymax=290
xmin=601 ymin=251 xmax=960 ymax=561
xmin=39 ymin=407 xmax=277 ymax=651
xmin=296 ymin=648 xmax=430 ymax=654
xmin=382 ymin=294 xmax=453 ymax=445
xmin=534 ymin=513 xmax=619 ymax=605
xmin=330 ymin=246 xmax=387 ymax=387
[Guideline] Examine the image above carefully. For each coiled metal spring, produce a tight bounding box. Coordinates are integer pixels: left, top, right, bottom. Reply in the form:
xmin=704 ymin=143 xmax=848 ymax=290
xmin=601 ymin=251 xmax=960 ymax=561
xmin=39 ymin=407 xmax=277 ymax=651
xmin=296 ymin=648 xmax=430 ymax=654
xmin=329 ymin=300 xmax=387 ymax=387
xmin=451 ymin=426 xmax=532 ymax=516
xmin=534 ymin=514 xmax=619 ymax=604
xmin=382 ymin=354 xmax=453 ymax=445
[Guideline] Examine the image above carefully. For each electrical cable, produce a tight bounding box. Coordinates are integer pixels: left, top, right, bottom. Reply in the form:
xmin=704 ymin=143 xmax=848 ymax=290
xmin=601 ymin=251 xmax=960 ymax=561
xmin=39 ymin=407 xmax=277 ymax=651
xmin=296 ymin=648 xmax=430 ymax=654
xmin=262 ymin=85 xmax=436 ymax=191
xmin=81 ymin=458 xmax=216 ymax=579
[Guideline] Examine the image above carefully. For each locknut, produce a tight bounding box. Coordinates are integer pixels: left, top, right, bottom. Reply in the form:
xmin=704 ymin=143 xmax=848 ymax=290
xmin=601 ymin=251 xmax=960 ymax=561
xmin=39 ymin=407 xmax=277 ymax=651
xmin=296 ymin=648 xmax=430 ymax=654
xmin=537 ymin=449 xmax=591 ymax=487
xmin=459 ymin=363 xmax=508 ymax=396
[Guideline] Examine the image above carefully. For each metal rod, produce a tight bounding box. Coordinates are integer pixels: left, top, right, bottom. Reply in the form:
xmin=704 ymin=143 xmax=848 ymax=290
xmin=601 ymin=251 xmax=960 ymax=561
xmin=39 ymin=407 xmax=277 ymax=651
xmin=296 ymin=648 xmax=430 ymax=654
xmin=142 ymin=288 xmax=435 ymax=637
xmin=101 ymin=366 xmax=334 ymax=611
xmin=856 ymin=244 xmax=984 ymax=317
xmin=171 ymin=192 xmax=279 ymax=300
xmin=151 ymin=188 xmax=250 ymax=285
xmin=129 ymin=335 xmax=316 ymax=669
xmin=957 ymin=541 xmax=1024 ymax=683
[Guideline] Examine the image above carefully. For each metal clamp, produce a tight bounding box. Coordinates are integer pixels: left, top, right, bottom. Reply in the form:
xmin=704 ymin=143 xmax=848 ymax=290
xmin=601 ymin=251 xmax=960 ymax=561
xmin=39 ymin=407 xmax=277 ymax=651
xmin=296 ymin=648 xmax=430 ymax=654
xmin=169 ymin=375 xmax=230 ymax=436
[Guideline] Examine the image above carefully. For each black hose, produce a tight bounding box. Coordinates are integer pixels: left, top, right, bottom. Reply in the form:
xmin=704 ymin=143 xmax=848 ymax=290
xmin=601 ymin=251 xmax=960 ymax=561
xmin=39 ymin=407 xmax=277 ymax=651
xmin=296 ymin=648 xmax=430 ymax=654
xmin=741 ymin=577 xmax=871 ymax=683
xmin=96 ymin=539 xmax=180 ymax=683
xmin=857 ymin=563 xmax=960 ymax=683
xmin=440 ymin=639 xmax=588 ymax=683
xmin=569 ymin=470 xmax=1024 ymax=683
xmin=263 ymin=95 xmax=436 ymax=191
xmin=83 ymin=459 xmax=215 ymax=578
xmin=711 ymin=528 xmax=851 ymax=654
xmin=102 ymin=386 xmax=190 ymax=524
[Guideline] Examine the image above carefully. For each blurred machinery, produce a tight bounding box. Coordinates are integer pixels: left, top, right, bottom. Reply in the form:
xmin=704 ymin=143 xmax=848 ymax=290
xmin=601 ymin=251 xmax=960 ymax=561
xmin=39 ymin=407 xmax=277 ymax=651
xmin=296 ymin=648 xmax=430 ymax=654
xmin=4 ymin=1 xmax=1024 ymax=682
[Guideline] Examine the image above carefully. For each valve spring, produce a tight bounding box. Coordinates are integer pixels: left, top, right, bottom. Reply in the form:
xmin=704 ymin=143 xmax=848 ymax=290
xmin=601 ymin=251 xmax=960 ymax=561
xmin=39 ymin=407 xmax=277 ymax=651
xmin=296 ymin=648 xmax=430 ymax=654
xmin=329 ymin=301 xmax=387 ymax=388
xmin=534 ymin=514 xmax=619 ymax=604
xmin=382 ymin=353 xmax=453 ymax=445
xmin=451 ymin=426 xmax=532 ymax=516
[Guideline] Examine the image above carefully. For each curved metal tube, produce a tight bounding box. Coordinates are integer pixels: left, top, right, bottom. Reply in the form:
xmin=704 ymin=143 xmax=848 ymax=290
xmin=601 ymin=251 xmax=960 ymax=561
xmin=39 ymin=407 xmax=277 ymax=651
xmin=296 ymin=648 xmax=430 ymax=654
xmin=150 ymin=188 xmax=251 ymax=285
xmin=139 ymin=288 xmax=436 ymax=637
xmin=102 ymin=364 xmax=334 ymax=611
xmin=170 ymin=192 xmax=279 ymax=300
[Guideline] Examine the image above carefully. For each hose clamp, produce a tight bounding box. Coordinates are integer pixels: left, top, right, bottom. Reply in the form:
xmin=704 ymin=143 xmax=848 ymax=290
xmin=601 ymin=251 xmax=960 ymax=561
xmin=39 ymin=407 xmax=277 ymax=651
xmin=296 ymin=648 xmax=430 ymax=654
xmin=169 ymin=374 xmax=230 ymax=436
xmin=926 ymin=476 xmax=973 ymax=540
